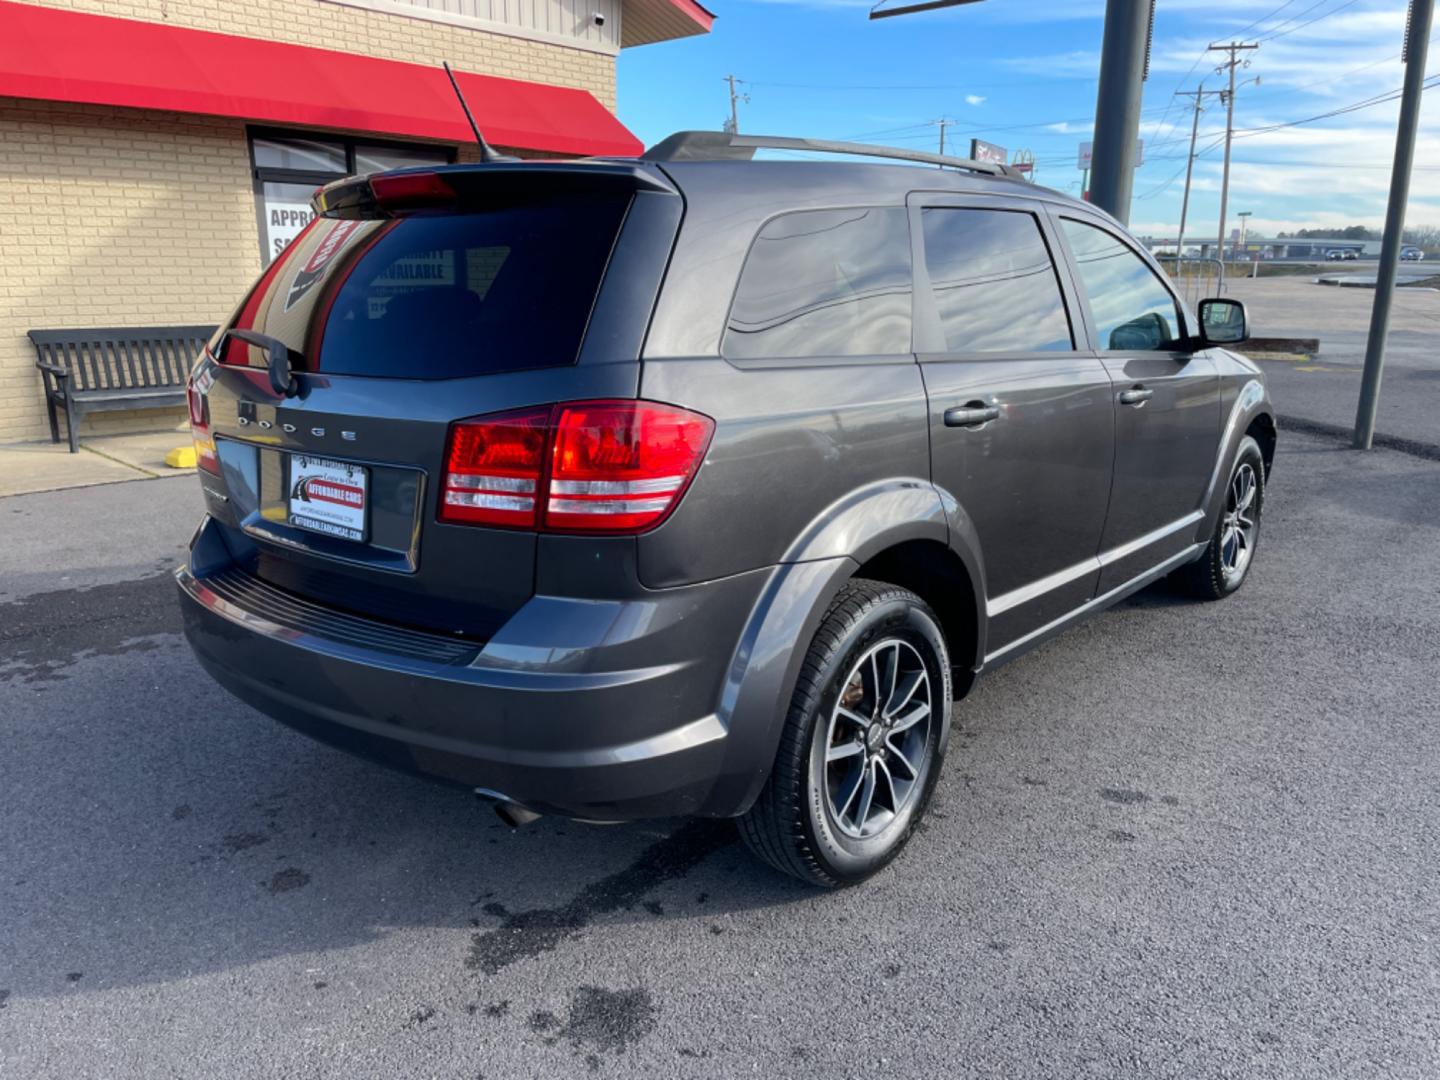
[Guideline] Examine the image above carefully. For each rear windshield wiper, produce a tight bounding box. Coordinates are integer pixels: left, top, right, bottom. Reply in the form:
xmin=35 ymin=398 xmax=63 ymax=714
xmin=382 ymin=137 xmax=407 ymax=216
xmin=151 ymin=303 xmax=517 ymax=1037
xmin=216 ymin=329 xmax=300 ymax=398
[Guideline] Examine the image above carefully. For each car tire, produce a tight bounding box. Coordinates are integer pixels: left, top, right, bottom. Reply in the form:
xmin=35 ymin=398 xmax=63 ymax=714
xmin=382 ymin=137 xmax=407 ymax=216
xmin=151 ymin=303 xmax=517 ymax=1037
xmin=1176 ymin=435 xmax=1265 ymax=601
xmin=737 ymin=579 xmax=952 ymax=887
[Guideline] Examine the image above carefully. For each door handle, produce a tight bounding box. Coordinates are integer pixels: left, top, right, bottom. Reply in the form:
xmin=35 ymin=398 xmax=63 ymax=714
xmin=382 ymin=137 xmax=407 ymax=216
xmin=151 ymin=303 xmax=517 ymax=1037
xmin=944 ymin=402 xmax=1001 ymax=427
xmin=1118 ymin=386 xmax=1154 ymax=406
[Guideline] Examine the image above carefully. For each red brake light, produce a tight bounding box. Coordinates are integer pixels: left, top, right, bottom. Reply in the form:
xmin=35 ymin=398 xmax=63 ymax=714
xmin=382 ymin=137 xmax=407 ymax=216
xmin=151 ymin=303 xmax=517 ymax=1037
xmin=439 ymin=406 xmax=550 ymax=527
xmin=369 ymin=171 xmax=456 ymax=210
xmin=439 ymin=401 xmax=714 ymax=534
xmin=546 ymin=402 xmax=713 ymax=532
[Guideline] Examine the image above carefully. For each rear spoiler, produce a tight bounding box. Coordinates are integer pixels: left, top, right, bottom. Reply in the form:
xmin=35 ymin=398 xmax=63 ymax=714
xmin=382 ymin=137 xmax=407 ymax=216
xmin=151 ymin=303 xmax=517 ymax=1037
xmin=312 ymin=161 xmax=676 ymax=218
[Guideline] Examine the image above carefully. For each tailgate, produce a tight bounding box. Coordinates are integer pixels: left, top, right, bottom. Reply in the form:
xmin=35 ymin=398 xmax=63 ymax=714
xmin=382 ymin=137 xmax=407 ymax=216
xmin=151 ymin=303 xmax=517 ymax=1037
xmin=190 ymin=164 xmax=679 ymax=637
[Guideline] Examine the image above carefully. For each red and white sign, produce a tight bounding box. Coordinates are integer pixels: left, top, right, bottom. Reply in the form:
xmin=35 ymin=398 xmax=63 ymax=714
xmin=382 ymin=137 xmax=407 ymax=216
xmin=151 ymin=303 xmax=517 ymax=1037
xmin=289 ymin=455 xmax=368 ymax=541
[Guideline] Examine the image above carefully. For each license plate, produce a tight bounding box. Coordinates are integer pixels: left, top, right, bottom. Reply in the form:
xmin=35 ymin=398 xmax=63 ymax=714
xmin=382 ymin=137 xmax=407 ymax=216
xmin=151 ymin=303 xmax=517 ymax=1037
xmin=288 ymin=455 xmax=368 ymax=541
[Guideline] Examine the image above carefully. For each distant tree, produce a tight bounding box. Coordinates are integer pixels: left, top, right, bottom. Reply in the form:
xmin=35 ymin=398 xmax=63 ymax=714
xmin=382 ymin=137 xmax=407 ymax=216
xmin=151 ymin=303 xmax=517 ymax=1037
xmin=1402 ymin=225 xmax=1440 ymax=249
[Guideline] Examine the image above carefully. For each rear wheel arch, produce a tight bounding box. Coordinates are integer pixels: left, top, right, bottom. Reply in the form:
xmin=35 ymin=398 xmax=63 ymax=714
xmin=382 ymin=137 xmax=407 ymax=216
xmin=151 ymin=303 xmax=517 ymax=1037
xmin=854 ymin=539 xmax=982 ymax=696
xmin=1246 ymin=412 xmax=1276 ymax=478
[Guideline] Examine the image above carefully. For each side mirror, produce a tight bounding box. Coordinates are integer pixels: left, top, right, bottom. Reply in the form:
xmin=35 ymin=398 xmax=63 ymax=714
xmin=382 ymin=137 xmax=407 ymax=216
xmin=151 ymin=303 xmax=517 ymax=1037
xmin=1197 ymin=298 xmax=1248 ymax=347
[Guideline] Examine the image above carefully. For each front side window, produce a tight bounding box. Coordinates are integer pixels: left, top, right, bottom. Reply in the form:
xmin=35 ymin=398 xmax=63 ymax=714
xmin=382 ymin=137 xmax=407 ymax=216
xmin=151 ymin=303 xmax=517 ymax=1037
xmin=920 ymin=208 xmax=1073 ymax=353
xmin=1061 ymin=218 xmax=1182 ymax=351
xmin=724 ymin=208 xmax=912 ymax=359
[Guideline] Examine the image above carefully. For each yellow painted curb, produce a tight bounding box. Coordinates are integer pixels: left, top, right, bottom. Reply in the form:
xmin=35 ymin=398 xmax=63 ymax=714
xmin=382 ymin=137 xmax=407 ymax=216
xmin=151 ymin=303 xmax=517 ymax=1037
xmin=164 ymin=445 xmax=197 ymax=469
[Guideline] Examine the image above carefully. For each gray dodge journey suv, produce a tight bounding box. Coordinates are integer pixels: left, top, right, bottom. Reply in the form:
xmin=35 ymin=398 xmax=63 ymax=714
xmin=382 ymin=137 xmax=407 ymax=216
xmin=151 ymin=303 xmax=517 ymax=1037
xmin=177 ymin=132 xmax=1275 ymax=886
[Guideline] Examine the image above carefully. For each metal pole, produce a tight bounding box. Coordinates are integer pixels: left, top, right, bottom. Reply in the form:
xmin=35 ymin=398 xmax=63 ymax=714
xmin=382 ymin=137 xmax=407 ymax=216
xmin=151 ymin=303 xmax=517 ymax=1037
xmin=1210 ymin=43 xmax=1257 ymax=264
xmin=1217 ymin=57 xmax=1236 ymax=263
xmin=1175 ymin=85 xmax=1205 ymax=261
xmin=1354 ymin=0 xmax=1435 ymax=449
xmin=724 ymin=75 xmax=747 ymax=134
xmin=1089 ymin=0 xmax=1153 ymax=224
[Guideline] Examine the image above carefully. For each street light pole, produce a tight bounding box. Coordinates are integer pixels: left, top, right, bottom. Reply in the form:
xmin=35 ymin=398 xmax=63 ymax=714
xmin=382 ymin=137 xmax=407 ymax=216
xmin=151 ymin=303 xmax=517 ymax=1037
xmin=1354 ymin=0 xmax=1435 ymax=449
xmin=1089 ymin=0 xmax=1154 ymax=224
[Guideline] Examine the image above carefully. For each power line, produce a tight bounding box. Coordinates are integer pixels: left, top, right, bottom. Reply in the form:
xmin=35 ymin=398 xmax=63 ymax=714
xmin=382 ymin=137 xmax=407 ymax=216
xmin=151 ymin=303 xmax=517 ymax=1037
xmin=1232 ymin=72 xmax=1439 ymax=137
xmin=1258 ymin=0 xmax=1365 ymax=43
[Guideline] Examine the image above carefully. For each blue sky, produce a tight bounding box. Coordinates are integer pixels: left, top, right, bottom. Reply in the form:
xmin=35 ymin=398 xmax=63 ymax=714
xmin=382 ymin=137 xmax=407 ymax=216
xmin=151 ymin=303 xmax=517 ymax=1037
xmin=618 ymin=0 xmax=1440 ymax=238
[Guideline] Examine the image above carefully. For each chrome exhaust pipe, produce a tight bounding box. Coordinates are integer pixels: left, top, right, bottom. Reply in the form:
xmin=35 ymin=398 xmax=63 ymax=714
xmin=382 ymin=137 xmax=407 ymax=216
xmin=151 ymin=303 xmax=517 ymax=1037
xmin=475 ymin=788 xmax=542 ymax=827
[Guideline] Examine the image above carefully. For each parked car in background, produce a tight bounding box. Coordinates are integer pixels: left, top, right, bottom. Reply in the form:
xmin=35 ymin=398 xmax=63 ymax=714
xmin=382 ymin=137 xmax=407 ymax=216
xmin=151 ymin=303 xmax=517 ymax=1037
xmin=176 ymin=132 xmax=1276 ymax=886
xmin=1400 ymin=246 xmax=1425 ymax=261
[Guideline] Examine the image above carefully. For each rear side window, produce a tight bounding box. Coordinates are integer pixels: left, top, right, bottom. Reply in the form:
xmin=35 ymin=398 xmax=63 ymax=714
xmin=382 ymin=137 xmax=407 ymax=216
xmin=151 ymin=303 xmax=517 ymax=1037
xmin=724 ymin=208 xmax=912 ymax=359
xmin=1060 ymin=218 xmax=1182 ymax=351
xmin=920 ymin=208 xmax=1073 ymax=353
xmin=315 ymin=196 xmax=628 ymax=378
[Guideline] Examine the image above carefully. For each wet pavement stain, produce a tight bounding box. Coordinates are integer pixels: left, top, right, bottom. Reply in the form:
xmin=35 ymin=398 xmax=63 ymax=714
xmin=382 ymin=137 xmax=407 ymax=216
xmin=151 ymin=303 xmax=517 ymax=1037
xmin=0 ymin=572 xmax=179 ymax=685
xmin=264 ymin=868 xmax=310 ymax=894
xmin=65 ymin=973 xmax=83 ymax=983
xmin=221 ymin=832 xmax=268 ymax=854
xmin=170 ymin=805 xmax=192 ymax=821
xmin=556 ymin=987 xmax=657 ymax=1057
xmin=466 ymin=820 xmax=733 ymax=976
xmin=1099 ymin=788 xmax=1150 ymax=805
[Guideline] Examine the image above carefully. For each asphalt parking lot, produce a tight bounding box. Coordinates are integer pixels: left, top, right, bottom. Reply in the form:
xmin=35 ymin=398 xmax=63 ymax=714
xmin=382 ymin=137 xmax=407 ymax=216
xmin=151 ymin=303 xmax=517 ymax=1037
xmin=3 ymin=428 xmax=1440 ymax=1080
xmin=1223 ymin=274 xmax=1440 ymax=452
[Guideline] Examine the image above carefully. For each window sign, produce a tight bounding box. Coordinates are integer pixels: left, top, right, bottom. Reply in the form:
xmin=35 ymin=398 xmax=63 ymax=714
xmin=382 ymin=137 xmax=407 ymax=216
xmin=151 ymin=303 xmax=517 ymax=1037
xmin=261 ymin=181 xmax=321 ymax=263
xmin=249 ymin=130 xmax=454 ymax=266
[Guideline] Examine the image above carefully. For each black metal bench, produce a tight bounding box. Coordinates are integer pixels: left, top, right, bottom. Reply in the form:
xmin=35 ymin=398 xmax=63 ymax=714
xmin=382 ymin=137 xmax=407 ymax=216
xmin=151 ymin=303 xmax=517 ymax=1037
xmin=28 ymin=325 xmax=217 ymax=452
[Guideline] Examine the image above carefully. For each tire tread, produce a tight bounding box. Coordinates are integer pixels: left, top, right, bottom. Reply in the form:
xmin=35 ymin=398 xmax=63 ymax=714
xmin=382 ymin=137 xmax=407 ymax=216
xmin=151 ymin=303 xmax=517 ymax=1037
xmin=737 ymin=579 xmax=929 ymax=888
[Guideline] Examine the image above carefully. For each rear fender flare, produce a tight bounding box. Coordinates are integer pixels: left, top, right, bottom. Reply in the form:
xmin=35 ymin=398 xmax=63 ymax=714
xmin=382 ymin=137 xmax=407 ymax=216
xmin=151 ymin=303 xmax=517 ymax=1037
xmin=700 ymin=479 xmax=986 ymax=817
xmin=1197 ymin=379 xmax=1271 ymax=540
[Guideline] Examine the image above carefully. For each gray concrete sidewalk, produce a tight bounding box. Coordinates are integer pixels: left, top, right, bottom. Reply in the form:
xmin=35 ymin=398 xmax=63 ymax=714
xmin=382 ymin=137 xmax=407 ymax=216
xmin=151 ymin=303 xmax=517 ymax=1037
xmin=0 ymin=428 xmax=194 ymax=497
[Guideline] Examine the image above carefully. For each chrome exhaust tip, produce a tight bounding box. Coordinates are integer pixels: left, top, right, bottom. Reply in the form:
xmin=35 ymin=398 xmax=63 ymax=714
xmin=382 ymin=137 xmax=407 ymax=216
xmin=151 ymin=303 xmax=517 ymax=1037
xmin=475 ymin=788 xmax=542 ymax=827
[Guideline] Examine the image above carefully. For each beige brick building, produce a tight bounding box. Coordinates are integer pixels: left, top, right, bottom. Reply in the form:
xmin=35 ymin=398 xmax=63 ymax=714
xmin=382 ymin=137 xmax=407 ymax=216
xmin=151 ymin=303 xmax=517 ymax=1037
xmin=0 ymin=0 xmax=711 ymax=444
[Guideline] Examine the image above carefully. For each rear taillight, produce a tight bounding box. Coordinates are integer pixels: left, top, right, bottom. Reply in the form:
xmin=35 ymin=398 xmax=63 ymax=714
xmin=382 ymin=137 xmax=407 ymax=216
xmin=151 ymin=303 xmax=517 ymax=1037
xmin=439 ymin=406 xmax=549 ymax=528
xmin=187 ymin=367 xmax=219 ymax=476
xmin=439 ymin=401 xmax=714 ymax=534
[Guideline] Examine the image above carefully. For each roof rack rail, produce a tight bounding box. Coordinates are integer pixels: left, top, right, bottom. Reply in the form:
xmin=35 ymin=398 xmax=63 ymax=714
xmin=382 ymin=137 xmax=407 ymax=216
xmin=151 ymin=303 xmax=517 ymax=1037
xmin=641 ymin=130 xmax=1027 ymax=180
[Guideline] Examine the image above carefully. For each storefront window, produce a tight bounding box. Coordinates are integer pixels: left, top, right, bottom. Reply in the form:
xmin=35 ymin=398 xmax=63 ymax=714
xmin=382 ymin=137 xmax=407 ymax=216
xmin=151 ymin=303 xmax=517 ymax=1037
xmin=253 ymin=136 xmax=346 ymax=172
xmin=249 ymin=130 xmax=453 ymax=266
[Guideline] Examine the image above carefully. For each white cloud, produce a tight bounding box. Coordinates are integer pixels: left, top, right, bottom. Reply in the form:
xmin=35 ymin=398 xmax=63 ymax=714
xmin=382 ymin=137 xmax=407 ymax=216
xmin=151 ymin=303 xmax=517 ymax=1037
xmin=965 ymin=94 xmax=986 ymax=106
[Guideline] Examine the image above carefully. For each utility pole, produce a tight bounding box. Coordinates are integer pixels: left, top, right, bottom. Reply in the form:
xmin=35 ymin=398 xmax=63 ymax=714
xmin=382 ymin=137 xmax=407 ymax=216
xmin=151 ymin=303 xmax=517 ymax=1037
xmin=1209 ymin=41 xmax=1258 ymax=263
xmin=1354 ymin=0 xmax=1435 ymax=449
xmin=723 ymin=75 xmax=749 ymax=134
xmin=1174 ymin=85 xmax=1216 ymax=261
xmin=1089 ymin=0 xmax=1155 ymax=224
xmin=930 ymin=118 xmax=952 ymax=155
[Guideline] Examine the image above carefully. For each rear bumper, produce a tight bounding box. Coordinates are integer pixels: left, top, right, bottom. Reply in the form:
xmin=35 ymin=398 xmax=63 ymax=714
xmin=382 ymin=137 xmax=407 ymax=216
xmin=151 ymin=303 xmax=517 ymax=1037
xmin=177 ymin=518 xmax=775 ymax=821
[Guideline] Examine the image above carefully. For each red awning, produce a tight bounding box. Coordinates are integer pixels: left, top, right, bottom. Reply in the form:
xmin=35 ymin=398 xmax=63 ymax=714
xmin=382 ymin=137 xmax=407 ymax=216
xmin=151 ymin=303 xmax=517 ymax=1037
xmin=0 ymin=0 xmax=642 ymax=157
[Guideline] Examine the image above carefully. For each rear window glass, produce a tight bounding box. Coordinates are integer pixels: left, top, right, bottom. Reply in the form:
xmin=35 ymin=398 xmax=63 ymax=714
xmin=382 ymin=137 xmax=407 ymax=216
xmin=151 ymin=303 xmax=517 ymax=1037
xmin=724 ymin=207 xmax=912 ymax=359
xmin=315 ymin=196 xmax=628 ymax=378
